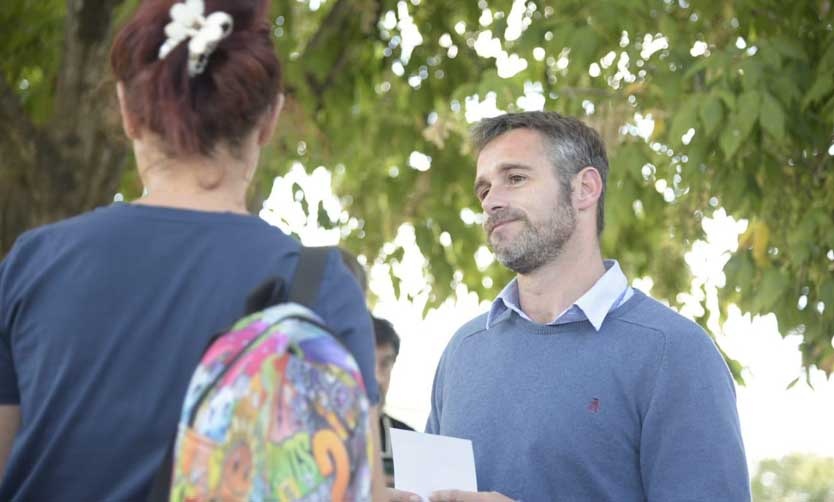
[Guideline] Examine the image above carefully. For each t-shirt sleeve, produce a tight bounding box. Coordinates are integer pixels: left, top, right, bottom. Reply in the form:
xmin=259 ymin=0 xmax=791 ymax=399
xmin=639 ymin=326 xmax=750 ymax=501
xmin=0 ymin=250 xmax=21 ymax=405
xmin=314 ymin=249 xmax=379 ymax=405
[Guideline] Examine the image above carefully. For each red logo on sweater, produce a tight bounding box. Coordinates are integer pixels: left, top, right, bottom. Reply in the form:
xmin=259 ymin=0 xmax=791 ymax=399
xmin=587 ymin=397 xmax=600 ymax=413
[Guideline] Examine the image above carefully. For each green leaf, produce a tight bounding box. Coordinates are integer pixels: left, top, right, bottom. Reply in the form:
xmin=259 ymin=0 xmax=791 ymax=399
xmin=716 ymin=89 xmax=736 ymax=111
xmin=720 ymin=90 xmax=760 ymax=158
xmin=758 ymin=41 xmax=782 ymax=69
xmin=740 ymin=58 xmax=764 ymax=90
xmin=759 ymin=92 xmax=786 ymax=139
xmin=682 ymin=57 xmax=710 ymax=81
xmin=706 ymin=50 xmax=732 ymax=77
xmin=390 ymin=247 xmax=405 ymax=263
xmin=699 ymin=95 xmax=724 ymax=136
xmin=802 ymin=73 xmax=834 ymax=110
xmin=668 ymin=97 xmax=700 ymax=146
xmin=820 ymin=280 xmax=834 ymax=308
xmin=770 ymin=74 xmax=803 ymax=105
xmin=720 ymin=347 xmax=746 ymax=386
xmin=568 ymin=26 xmax=600 ymax=68
xmin=819 ymin=39 xmax=834 ymax=72
xmin=719 ymin=126 xmax=744 ymax=159
xmin=724 ymin=253 xmax=755 ymax=294
xmin=391 ymin=274 xmax=401 ymax=300
xmin=754 ymin=269 xmax=790 ymax=312
xmin=737 ymin=90 xmax=761 ymax=137
xmin=316 ymin=201 xmax=334 ymax=229
xmin=770 ymin=36 xmax=808 ymax=62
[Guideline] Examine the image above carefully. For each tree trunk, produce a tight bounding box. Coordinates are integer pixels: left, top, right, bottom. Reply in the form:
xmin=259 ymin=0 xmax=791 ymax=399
xmin=0 ymin=0 xmax=128 ymax=257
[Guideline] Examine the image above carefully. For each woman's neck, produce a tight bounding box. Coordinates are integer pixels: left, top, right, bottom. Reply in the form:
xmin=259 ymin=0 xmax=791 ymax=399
xmin=132 ymin=138 xmax=256 ymax=214
xmin=135 ymin=187 xmax=249 ymax=214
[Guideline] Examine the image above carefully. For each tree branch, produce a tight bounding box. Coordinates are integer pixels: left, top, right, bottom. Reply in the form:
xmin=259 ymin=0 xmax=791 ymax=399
xmin=54 ymin=0 xmax=128 ymax=208
xmin=301 ymin=0 xmax=383 ymax=101
xmin=54 ymin=0 xmax=124 ymax=125
xmin=0 ymin=73 xmax=68 ymax=253
xmin=0 ymin=73 xmax=69 ymax=204
xmin=0 ymin=74 xmax=37 ymax=253
xmin=301 ymin=0 xmax=353 ymax=58
xmin=0 ymin=74 xmax=47 ymax=172
xmin=1 ymin=0 xmax=129 ymax=255
xmin=402 ymin=172 xmax=432 ymax=221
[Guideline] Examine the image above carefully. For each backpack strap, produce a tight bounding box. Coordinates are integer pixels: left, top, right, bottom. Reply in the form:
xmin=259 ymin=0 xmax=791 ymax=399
xmin=244 ymin=246 xmax=331 ymax=314
xmin=288 ymin=246 xmax=331 ymax=308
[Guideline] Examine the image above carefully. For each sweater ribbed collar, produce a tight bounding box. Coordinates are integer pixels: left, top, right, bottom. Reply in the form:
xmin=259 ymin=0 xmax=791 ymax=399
xmin=486 ymin=259 xmax=631 ymax=331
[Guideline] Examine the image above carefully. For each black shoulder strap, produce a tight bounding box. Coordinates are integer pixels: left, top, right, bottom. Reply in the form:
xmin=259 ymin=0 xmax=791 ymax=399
xmin=244 ymin=246 xmax=331 ymax=314
xmin=288 ymin=246 xmax=331 ymax=308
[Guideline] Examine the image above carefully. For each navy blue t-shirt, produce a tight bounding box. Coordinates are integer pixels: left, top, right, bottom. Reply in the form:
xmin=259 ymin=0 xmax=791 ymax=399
xmin=0 ymin=203 xmax=379 ymax=501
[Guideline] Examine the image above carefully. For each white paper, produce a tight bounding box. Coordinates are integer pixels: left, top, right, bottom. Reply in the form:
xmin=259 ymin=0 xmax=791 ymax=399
xmin=390 ymin=429 xmax=478 ymax=500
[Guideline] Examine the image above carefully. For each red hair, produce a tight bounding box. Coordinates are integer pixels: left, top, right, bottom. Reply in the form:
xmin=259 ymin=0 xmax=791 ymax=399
xmin=110 ymin=0 xmax=282 ymax=156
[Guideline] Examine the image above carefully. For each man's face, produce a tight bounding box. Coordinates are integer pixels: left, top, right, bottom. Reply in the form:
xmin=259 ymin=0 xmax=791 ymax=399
xmin=375 ymin=342 xmax=397 ymax=408
xmin=475 ymin=128 xmax=576 ymax=274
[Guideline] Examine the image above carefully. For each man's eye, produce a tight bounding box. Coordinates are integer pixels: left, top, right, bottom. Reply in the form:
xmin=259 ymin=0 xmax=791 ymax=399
xmin=509 ymin=175 xmax=525 ymax=184
xmin=478 ymin=188 xmax=489 ymax=200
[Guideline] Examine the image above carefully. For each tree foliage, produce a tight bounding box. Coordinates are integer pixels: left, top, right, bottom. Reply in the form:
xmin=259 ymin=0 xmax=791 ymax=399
xmin=752 ymin=454 xmax=834 ymax=502
xmin=1 ymin=0 xmax=833 ymax=377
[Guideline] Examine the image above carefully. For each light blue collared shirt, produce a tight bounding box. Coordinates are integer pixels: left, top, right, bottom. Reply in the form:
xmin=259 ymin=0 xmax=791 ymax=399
xmin=485 ymin=260 xmax=633 ymax=331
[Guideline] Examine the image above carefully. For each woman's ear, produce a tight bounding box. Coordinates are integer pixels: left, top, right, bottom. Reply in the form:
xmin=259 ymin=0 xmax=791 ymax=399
xmin=257 ymin=93 xmax=284 ymax=146
xmin=573 ymin=166 xmax=603 ymax=211
xmin=116 ymin=82 xmax=141 ymax=140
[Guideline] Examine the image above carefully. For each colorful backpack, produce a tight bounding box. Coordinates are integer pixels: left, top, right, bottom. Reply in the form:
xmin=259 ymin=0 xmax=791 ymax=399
xmin=155 ymin=247 xmax=372 ymax=502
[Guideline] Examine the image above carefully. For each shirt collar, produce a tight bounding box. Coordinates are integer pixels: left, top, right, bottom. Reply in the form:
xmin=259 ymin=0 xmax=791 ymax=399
xmin=485 ymin=260 xmax=629 ymax=331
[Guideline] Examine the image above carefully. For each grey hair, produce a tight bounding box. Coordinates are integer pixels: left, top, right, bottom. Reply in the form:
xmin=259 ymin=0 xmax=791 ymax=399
xmin=471 ymin=111 xmax=609 ymax=235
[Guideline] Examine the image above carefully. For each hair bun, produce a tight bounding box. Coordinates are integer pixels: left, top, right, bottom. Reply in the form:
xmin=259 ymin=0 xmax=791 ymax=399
xmin=158 ymin=0 xmax=234 ymax=77
xmin=111 ymin=0 xmax=282 ymax=156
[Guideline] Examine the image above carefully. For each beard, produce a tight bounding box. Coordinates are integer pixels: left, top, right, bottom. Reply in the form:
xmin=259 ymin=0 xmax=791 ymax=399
xmin=485 ymin=201 xmax=576 ymax=274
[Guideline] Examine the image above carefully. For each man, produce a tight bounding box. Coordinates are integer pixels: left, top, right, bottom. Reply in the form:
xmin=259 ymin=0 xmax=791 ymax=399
xmin=423 ymin=112 xmax=750 ymax=501
xmin=374 ymin=317 xmax=415 ymax=485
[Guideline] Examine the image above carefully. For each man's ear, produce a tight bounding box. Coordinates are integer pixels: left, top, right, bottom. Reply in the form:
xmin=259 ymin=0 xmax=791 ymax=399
xmin=257 ymin=93 xmax=284 ymax=146
xmin=573 ymin=166 xmax=603 ymax=211
xmin=116 ymin=82 xmax=141 ymax=140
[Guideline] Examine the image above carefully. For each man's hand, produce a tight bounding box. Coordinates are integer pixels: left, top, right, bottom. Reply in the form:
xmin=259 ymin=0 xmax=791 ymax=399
xmin=429 ymin=490 xmax=515 ymax=502
xmin=386 ymin=487 xmax=422 ymax=501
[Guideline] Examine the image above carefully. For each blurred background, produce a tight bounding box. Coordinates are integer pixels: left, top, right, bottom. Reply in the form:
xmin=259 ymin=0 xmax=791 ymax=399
xmin=2 ymin=0 xmax=833 ymax=499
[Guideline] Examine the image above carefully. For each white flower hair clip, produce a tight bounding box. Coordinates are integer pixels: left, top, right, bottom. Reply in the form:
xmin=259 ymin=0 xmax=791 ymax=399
xmin=158 ymin=0 xmax=233 ymax=77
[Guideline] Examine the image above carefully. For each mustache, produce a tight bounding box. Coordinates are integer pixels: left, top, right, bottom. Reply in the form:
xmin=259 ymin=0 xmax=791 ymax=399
xmin=484 ymin=209 xmax=525 ymax=234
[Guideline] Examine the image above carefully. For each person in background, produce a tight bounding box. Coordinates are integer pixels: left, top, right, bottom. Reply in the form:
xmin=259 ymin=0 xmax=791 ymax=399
xmin=374 ymin=316 xmax=414 ymax=485
xmin=336 ymin=249 xmax=416 ymax=487
xmin=0 ymin=0 xmax=385 ymax=499
xmin=393 ymin=111 xmax=750 ymax=501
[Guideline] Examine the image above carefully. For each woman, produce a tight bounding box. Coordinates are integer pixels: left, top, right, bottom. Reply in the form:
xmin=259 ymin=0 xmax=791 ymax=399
xmin=0 ymin=0 xmax=384 ymax=499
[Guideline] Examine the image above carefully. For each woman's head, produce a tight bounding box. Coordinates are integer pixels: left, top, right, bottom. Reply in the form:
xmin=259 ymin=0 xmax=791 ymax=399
xmin=111 ymin=0 xmax=282 ymax=157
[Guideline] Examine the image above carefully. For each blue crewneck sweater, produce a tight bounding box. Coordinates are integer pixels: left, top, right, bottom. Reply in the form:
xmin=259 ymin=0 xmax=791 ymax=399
xmin=426 ymin=289 xmax=750 ymax=501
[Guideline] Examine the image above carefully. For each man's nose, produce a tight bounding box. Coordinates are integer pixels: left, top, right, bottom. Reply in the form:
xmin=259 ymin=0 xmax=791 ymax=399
xmin=481 ymin=186 xmax=507 ymax=214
